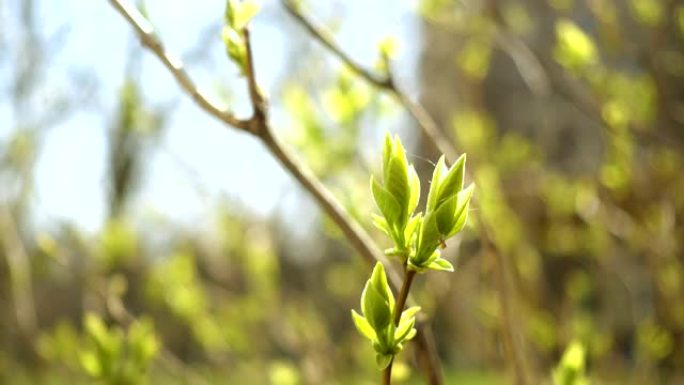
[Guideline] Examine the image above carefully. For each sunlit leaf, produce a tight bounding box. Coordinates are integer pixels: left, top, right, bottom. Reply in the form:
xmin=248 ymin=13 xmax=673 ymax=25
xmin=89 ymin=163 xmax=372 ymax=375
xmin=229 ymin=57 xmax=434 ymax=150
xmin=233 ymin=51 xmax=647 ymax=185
xmin=351 ymin=310 xmax=377 ymax=341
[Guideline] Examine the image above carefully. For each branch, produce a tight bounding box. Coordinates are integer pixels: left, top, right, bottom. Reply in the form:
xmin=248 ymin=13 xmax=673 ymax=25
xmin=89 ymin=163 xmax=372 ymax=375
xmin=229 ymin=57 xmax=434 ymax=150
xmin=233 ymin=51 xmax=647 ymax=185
xmin=108 ymin=0 xmax=248 ymax=132
xmin=282 ymin=0 xmax=458 ymax=162
xmin=107 ymin=2 xmax=446 ymax=384
xmin=107 ymin=0 xmax=399 ymax=285
xmin=0 ymin=205 xmax=37 ymax=335
xmin=382 ymin=269 xmax=417 ymax=384
xmin=282 ymin=0 xmax=389 ymax=89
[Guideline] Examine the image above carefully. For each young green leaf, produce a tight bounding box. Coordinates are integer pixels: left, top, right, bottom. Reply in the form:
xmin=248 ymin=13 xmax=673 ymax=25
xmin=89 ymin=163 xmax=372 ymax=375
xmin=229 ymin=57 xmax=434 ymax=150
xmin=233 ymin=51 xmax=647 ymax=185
xmin=385 ymin=155 xmax=410 ymax=223
xmin=408 ymin=165 xmax=420 ymax=214
xmin=394 ymin=306 xmax=420 ymax=343
xmin=382 ymin=132 xmax=393 ymax=174
xmin=427 ymin=258 xmax=454 ymax=272
xmin=371 ymin=176 xmax=402 ymax=227
xmin=435 ymin=194 xmax=458 ymax=235
xmin=446 ymin=184 xmax=474 ymax=237
xmin=361 ymin=280 xmax=391 ymax=331
xmin=371 ymin=213 xmax=392 ymax=236
xmin=435 ymin=154 xmax=466 ymax=207
xmin=412 ymin=212 xmax=441 ymax=266
xmin=426 ymin=155 xmax=447 ymax=212
xmin=404 ymin=214 xmax=422 ymax=246
xmin=369 ymin=262 xmax=395 ymax=312
xmin=233 ymin=0 xmax=260 ymax=30
xmin=351 ymin=310 xmax=377 ymax=341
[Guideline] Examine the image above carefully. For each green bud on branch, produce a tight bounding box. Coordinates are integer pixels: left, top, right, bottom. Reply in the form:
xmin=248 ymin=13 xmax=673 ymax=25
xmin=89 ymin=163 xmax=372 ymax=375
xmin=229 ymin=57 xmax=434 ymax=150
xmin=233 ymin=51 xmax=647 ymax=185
xmin=351 ymin=262 xmax=420 ymax=369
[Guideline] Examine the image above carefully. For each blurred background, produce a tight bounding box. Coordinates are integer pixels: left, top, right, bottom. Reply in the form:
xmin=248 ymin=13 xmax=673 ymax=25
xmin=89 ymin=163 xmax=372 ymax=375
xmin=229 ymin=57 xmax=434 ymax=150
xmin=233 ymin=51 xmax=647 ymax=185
xmin=1 ymin=0 xmax=683 ymax=384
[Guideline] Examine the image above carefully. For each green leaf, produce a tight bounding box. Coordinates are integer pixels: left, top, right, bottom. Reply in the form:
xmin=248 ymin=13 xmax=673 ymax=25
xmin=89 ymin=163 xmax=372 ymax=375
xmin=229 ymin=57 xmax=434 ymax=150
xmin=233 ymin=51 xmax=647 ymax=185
xmin=79 ymin=351 xmax=101 ymax=377
xmin=385 ymin=155 xmax=410 ymax=222
xmin=371 ymin=176 xmax=401 ymax=227
xmin=414 ymin=212 xmax=441 ymax=264
xmin=225 ymin=0 xmax=237 ymax=25
xmin=435 ymin=194 xmax=458 ymax=235
xmin=403 ymin=328 xmax=417 ymax=342
xmin=447 ymin=184 xmax=474 ymax=237
xmin=427 ymin=155 xmax=447 ymax=212
xmin=370 ymin=262 xmax=395 ymax=311
xmin=361 ymin=264 xmax=393 ymax=331
xmin=351 ymin=310 xmax=377 ymax=341
xmin=553 ymin=19 xmax=598 ymax=72
xmin=394 ymin=316 xmax=416 ymax=343
xmin=400 ymin=306 xmax=421 ymax=323
xmin=425 ymin=249 xmax=441 ymax=265
xmin=222 ymin=27 xmax=247 ymax=74
xmin=427 ymin=258 xmax=454 ymax=272
xmin=395 ymin=306 xmax=420 ymax=342
xmin=436 ymin=154 xmax=466 ymax=207
xmin=409 ymin=249 xmax=441 ymax=271
xmin=382 ymin=132 xmax=393 ymax=174
xmin=371 ymin=214 xmax=391 ymax=236
xmin=234 ymin=0 xmax=261 ymax=30
xmin=408 ymin=165 xmax=421 ymax=214
xmin=361 ymin=282 xmax=391 ymax=330
xmin=376 ymin=353 xmax=393 ymax=370
xmin=404 ymin=213 xmax=422 ymax=245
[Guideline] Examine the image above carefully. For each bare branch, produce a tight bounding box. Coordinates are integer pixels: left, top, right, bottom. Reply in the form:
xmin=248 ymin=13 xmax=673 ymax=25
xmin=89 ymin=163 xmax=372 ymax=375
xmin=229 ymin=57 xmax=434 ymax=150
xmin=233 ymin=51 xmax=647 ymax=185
xmin=282 ymin=0 xmax=459 ymax=162
xmin=108 ymin=0 xmax=248 ymax=131
xmin=0 ymin=205 xmax=37 ymax=335
xmin=282 ymin=0 xmax=389 ymax=89
xmin=107 ymin=2 xmax=447 ymax=384
xmin=106 ymin=0 xmax=394 ymax=287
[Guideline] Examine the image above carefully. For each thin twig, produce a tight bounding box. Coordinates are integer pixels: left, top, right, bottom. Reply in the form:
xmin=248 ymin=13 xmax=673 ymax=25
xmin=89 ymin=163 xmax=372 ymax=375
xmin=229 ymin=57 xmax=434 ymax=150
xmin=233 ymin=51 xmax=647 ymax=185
xmin=282 ymin=0 xmax=389 ymax=89
xmin=0 ymin=205 xmax=37 ymax=335
xmin=243 ymin=28 xmax=267 ymax=117
xmin=108 ymin=0 xmax=248 ymax=131
xmin=107 ymin=0 xmax=392 ymax=279
xmin=282 ymin=0 xmax=458 ymax=162
xmin=382 ymin=361 xmax=392 ymax=385
xmin=383 ymin=269 xmax=417 ymax=384
xmin=107 ymin=2 xmax=447 ymax=384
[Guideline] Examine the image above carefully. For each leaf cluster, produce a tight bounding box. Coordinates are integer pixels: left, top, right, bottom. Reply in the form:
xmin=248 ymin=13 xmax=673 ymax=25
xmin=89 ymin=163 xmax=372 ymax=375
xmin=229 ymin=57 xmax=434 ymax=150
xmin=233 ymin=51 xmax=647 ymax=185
xmin=350 ymin=263 xmax=420 ymax=369
xmin=79 ymin=313 xmax=159 ymax=385
xmin=222 ymin=0 xmax=260 ymax=75
xmin=371 ymin=133 xmax=473 ymax=272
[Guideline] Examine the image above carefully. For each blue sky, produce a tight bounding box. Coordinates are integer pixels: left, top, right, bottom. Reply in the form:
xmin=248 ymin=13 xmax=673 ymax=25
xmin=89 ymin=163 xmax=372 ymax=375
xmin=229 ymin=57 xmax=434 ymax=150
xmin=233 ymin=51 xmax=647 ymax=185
xmin=1 ymin=0 xmax=423 ymax=233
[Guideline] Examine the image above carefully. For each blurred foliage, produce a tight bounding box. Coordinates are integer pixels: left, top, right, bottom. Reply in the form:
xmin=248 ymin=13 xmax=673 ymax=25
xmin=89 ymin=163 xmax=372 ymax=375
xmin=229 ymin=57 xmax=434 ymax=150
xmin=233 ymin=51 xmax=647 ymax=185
xmin=1 ymin=0 xmax=684 ymax=384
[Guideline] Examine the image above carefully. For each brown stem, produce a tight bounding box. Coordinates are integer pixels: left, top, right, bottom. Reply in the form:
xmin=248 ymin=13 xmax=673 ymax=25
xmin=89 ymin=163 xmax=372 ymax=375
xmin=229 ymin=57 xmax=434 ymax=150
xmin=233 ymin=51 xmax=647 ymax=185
xmin=108 ymin=0 xmax=247 ymax=131
xmin=382 ymin=269 xmax=417 ymax=384
xmin=393 ymin=269 xmax=416 ymax=325
xmin=382 ymin=359 xmax=393 ymax=385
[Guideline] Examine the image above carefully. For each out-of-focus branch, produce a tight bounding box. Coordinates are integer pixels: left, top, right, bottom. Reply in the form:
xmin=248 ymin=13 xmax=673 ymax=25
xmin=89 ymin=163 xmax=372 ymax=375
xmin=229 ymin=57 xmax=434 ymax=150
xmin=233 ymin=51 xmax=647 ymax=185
xmin=485 ymin=2 xmax=610 ymax=133
xmin=0 ymin=205 xmax=37 ymax=335
xmin=282 ymin=1 xmax=389 ymax=89
xmin=282 ymin=0 xmax=457 ymax=162
xmin=478 ymin=220 xmax=529 ymax=385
